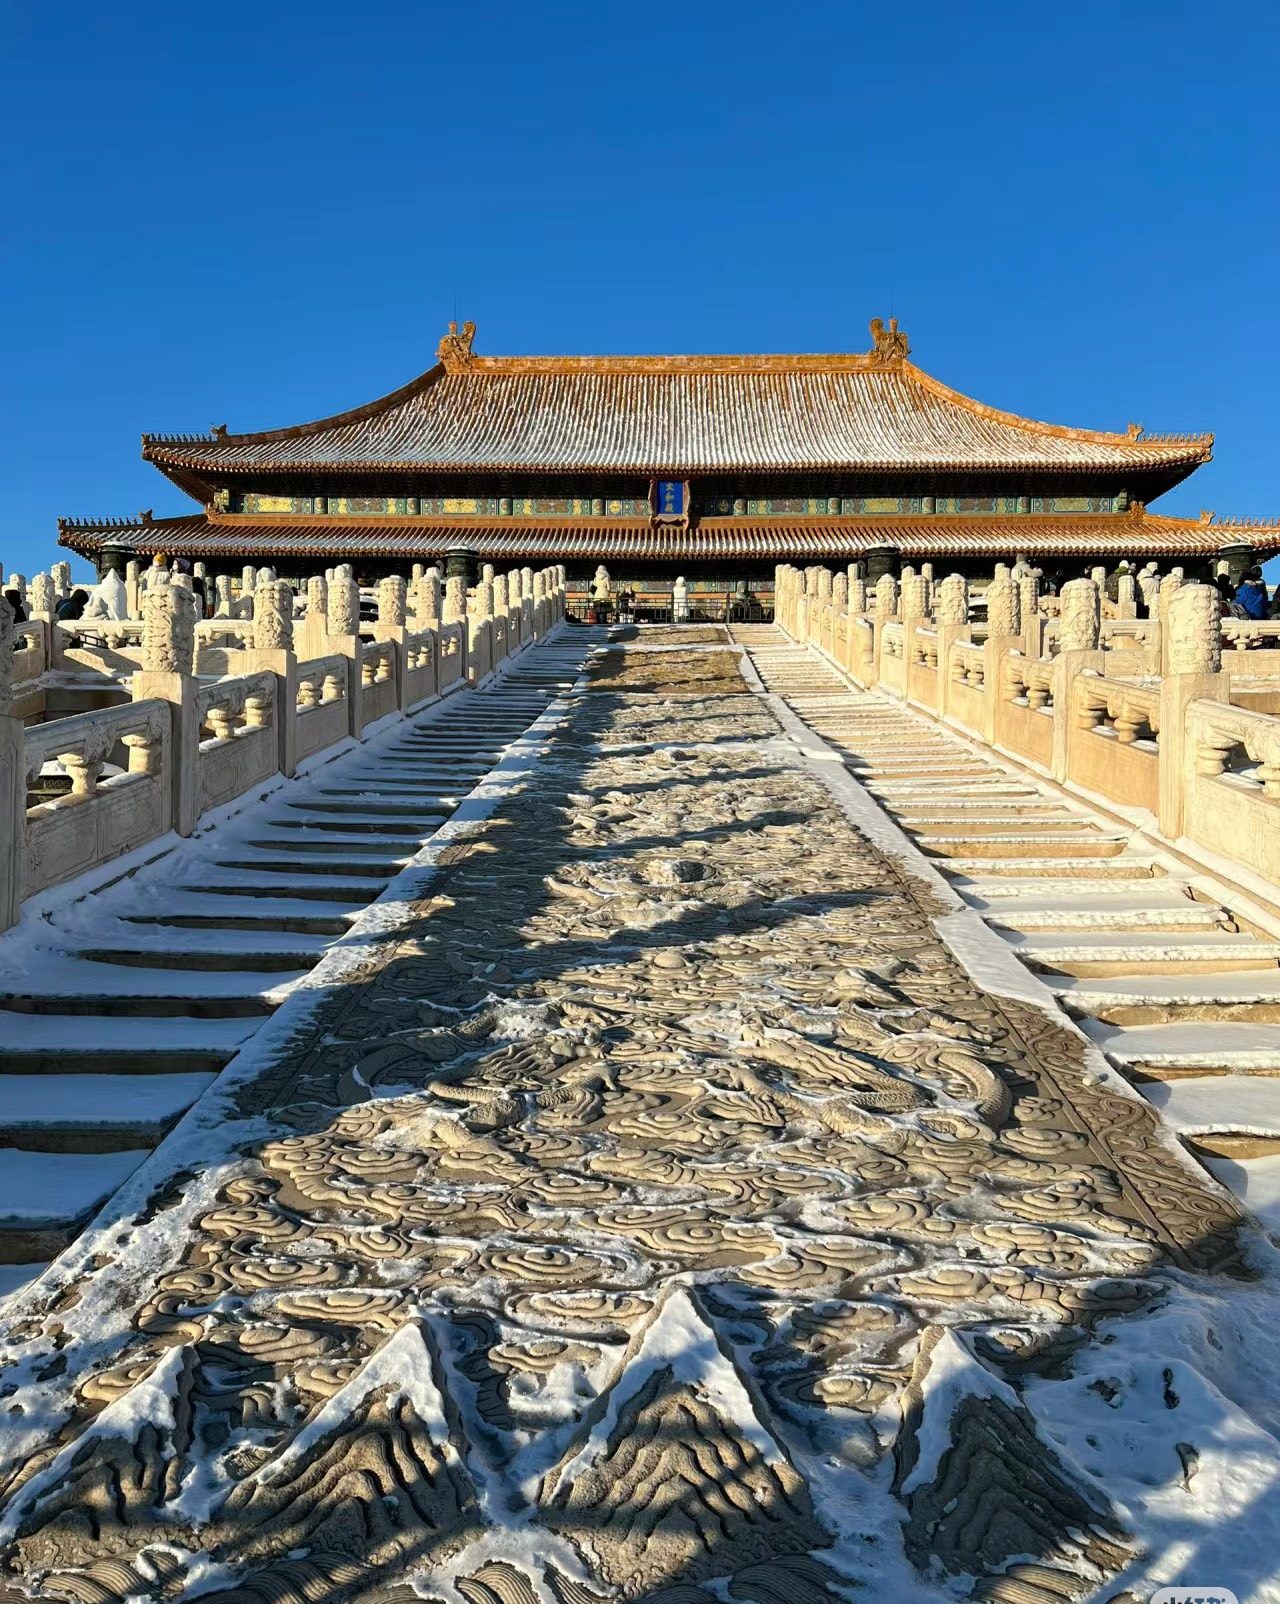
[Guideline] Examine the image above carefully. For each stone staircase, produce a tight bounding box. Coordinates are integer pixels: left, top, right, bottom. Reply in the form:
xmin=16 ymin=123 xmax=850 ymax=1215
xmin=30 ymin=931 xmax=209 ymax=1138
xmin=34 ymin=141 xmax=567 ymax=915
xmin=738 ymin=629 xmax=1280 ymax=1237
xmin=0 ymin=637 xmax=595 ymax=1299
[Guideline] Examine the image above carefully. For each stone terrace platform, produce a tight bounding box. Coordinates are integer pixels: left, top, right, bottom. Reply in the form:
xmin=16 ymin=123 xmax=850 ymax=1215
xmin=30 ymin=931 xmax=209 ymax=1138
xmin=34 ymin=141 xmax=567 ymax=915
xmin=0 ymin=626 xmax=1278 ymax=1602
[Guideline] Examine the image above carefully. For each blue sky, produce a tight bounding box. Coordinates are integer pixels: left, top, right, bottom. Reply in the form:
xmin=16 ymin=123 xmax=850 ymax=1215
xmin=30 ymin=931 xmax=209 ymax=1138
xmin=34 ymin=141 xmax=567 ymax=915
xmin=3 ymin=0 xmax=1277 ymax=579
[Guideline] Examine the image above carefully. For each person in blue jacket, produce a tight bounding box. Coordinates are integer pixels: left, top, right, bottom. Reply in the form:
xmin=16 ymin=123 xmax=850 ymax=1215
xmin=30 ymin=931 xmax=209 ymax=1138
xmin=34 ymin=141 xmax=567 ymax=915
xmin=1235 ymin=566 xmax=1270 ymax=620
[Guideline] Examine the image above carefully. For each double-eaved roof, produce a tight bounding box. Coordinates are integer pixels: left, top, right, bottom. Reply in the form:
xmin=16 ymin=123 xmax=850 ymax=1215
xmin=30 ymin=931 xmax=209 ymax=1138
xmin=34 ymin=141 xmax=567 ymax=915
xmin=61 ymin=321 xmax=1276 ymax=569
xmin=141 ymin=321 xmax=1213 ymax=482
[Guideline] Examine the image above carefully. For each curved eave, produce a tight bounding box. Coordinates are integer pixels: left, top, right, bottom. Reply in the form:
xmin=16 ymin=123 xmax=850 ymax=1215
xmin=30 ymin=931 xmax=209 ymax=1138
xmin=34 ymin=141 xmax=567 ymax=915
xmin=59 ymin=511 xmax=1280 ymax=565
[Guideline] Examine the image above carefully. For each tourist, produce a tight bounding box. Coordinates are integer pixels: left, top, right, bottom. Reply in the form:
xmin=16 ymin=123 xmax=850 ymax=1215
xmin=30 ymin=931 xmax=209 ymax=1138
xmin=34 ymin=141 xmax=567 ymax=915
xmin=1234 ymin=565 xmax=1269 ymax=620
xmin=3 ymin=588 xmax=27 ymax=624
xmin=55 ymin=588 xmax=90 ymax=621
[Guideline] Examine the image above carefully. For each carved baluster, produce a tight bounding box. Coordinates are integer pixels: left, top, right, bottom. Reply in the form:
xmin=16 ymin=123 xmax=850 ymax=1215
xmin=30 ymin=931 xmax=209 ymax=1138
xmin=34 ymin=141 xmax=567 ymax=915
xmin=1195 ymin=732 xmax=1236 ymax=778
xmin=244 ymin=687 xmax=273 ymax=729
xmin=205 ymin=702 xmax=238 ymax=743
xmin=1113 ymin=698 xmax=1144 ymax=744
xmin=59 ymin=746 xmax=102 ymax=800
xmin=120 ymin=729 xmax=162 ymax=777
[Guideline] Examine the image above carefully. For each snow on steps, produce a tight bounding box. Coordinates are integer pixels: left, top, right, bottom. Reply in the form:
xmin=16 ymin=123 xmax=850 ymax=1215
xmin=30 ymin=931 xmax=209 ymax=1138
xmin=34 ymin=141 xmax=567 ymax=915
xmin=740 ymin=623 xmax=1280 ymax=1242
xmin=0 ymin=636 xmax=595 ymax=1286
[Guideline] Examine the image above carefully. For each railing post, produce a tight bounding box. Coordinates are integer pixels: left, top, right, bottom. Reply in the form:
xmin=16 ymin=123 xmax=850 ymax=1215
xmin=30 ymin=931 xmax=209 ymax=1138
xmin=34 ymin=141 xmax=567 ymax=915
xmin=246 ymin=579 xmax=298 ymax=777
xmin=467 ymin=578 xmax=494 ymax=686
xmin=0 ymin=600 xmax=25 ymax=930
xmin=872 ymin=574 xmax=898 ymax=688
xmin=373 ymin=575 xmax=410 ymax=710
xmin=325 ymin=571 xmax=363 ymax=738
xmin=902 ymin=574 xmax=930 ymax=706
xmin=132 ymin=583 xmax=200 ymax=836
xmin=934 ymin=575 xmax=970 ymax=722
xmin=1050 ymin=579 xmax=1102 ymax=784
xmin=444 ymin=575 xmax=470 ymax=671
xmin=983 ymin=568 xmax=1020 ymax=746
xmin=1160 ymin=584 xmax=1228 ymax=840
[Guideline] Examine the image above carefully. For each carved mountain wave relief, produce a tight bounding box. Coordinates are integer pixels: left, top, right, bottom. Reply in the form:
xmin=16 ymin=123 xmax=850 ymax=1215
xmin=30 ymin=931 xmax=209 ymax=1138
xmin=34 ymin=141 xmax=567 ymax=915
xmin=0 ymin=656 xmax=1250 ymax=1600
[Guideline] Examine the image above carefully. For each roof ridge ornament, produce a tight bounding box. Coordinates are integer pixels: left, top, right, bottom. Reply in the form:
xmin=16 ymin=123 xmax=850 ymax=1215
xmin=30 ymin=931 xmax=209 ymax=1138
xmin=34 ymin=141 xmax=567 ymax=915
xmin=868 ymin=316 xmax=910 ymax=364
xmin=1126 ymin=422 xmax=1143 ymax=441
xmin=437 ymin=319 xmax=477 ymax=372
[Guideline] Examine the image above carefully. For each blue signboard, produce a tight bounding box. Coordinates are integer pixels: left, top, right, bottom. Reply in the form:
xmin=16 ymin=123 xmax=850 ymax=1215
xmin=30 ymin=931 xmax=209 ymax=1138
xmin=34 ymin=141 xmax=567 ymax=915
xmin=656 ymin=480 xmax=684 ymax=516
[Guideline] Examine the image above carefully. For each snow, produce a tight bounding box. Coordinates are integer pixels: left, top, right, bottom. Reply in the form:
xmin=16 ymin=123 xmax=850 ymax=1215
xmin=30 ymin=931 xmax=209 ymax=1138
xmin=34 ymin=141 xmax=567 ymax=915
xmin=0 ymin=1344 xmax=187 ymax=1547
xmin=259 ymin=1318 xmax=451 ymax=1480
xmin=0 ymin=1148 xmax=150 ymax=1223
xmin=1145 ymin=1076 xmax=1280 ymax=1139
xmin=1026 ymin=1283 xmax=1280 ymax=1601
xmin=0 ymin=1073 xmax=216 ymax=1128
xmin=0 ymin=1262 xmax=46 ymax=1301
xmin=898 ymin=1328 xmax=1020 ymax=1496
xmin=546 ymin=1286 xmax=784 ymax=1499
xmin=1203 ymin=1154 xmax=1280 ymax=1234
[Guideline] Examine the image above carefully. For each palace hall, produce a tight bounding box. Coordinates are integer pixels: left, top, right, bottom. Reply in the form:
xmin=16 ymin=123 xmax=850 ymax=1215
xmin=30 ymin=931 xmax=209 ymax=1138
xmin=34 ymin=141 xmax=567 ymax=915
xmin=59 ymin=317 xmax=1280 ymax=611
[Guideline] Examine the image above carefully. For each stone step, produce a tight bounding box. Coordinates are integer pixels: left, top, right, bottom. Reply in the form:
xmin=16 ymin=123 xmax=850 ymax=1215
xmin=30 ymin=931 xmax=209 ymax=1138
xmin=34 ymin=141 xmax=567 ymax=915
xmin=0 ymin=1149 xmax=151 ymax=1260
xmin=900 ymin=815 xmax=1096 ymax=835
xmin=0 ymin=988 xmax=281 ymax=1019
xmin=0 ymin=1040 xmax=238 ymax=1075
xmin=939 ymin=857 xmax=1161 ymax=880
xmin=917 ymin=832 xmax=1129 ymax=860
xmin=953 ymin=871 xmax=1170 ymax=899
xmin=1083 ymin=1019 xmax=1280 ymax=1077
xmin=0 ymin=1262 xmax=47 ymax=1302
xmin=1055 ymin=968 xmax=1280 ymax=1026
xmin=126 ymin=909 xmax=351 ymax=936
xmin=0 ymin=1071 xmax=216 ymax=1151
xmin=243 ymin=838 xmax=409 ymax=857
xmin=982 ymin=897 xmax=1227 ymax=933
xmin=176 ymin=880 xmax=372 ymax=905
xmin=79 ymin=945 xmax=323 ymax=973
xmin=265 ymin=817 xmax=443 ymax=836
xmin=213 ymin=857 xmax=400 ymax=880
xmin=1144 ymin=1075 xmax=1280 ymax=1142
xmin=1012 ymin=930 xmax=1280 ymax=977
xmin=289 ymin=800 xmax=457 ymax=819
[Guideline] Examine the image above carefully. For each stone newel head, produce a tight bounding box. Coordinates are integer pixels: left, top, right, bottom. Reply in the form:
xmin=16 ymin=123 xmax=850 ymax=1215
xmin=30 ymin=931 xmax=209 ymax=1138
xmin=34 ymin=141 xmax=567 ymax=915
xmin=143 ymin=582 xmax=196 ymax=675
xmin=936 ymin=574 xmax=969 ymax=625
xmin=901 ymin=574 xmax=930 ymax=619
xmin=874 ymin=573 xmax=899 ymax=616
xmin=413 ymin=571 xmax=441 ymax=622
xmin=254 ymin=579 xmax=294 ymax=652
xmin=0 ymin=593 xmax=14 ymax=714
xmin=1058 ymin=578 xmax=1100 ymax=651
xmin=1167 ymin=583 xmax=1222 ymax=675
xmin=378 ymin=575 xmax=407 ymax=628
xmin=1017 ymin=571 xmax=1040 ymax=626
xmin=327 ymin=575 xmax=360 ymax=637
xmin=986 ymin=572 xmax=1019 ymax=637
xmin=443 ymin=575 xmax=467 ymax=622
xmin=469 ymin=580 xmax=494 ymax=620
xmin=29 ymin=573 xmax=56 ymax=617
